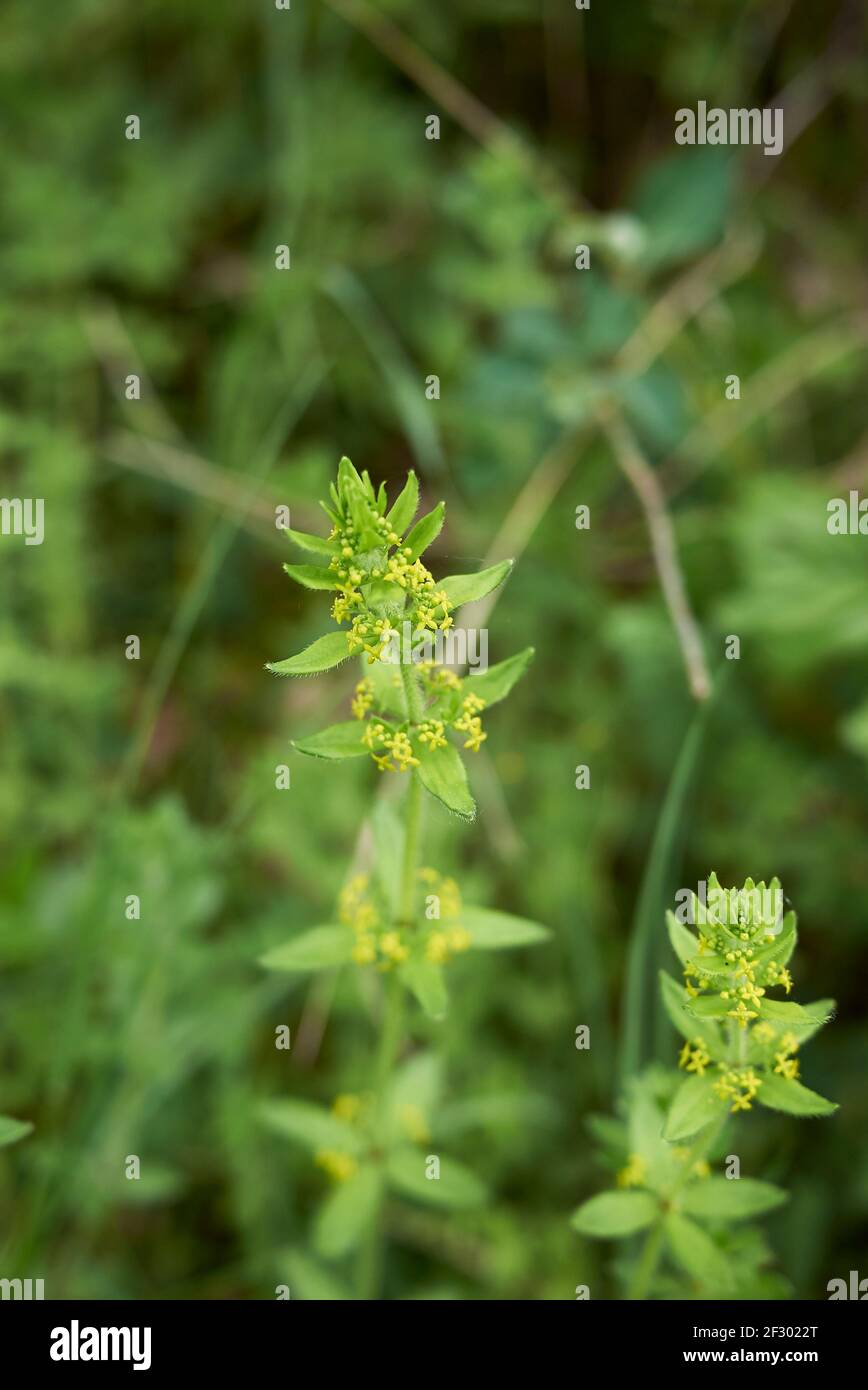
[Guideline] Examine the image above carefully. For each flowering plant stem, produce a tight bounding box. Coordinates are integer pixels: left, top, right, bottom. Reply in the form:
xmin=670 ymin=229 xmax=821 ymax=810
xmin=358 ymin=971 xmax=405 ymax=1299
xmin=626 ymin=1117 xmax=727 ymax=1300
xmin=358 ymin=663 xmax=423 ymax=1298
xmin=260 ymin=459 xmax=547 ymax=1298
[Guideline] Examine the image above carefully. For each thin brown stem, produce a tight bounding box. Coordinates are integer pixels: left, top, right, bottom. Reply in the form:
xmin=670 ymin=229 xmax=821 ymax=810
xmin=601 ymin=410 xmax=711 ymax=703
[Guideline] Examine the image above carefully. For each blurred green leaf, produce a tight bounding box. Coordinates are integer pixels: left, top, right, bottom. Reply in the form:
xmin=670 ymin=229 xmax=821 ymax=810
xmin=680 ymin=1177 xmax=788 ymax=1222
xmin=571 ymin=1191 xmax=658 ymax=1238
xmin=259 ymin=926 xmax=354 ymax=974
xmin=387 ymin=1147 xmax=487 ymax=1209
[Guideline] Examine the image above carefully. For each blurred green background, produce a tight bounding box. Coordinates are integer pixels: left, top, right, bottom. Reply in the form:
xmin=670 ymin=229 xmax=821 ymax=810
xmin=1 ymin=0 xmax=867 ymax=1299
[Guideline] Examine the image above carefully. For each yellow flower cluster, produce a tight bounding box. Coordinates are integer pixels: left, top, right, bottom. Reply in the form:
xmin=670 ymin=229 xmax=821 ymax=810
xmin=336 ymin=870 xmax=473 ymax=971
xmin=372 ymin=729 xmax=419 ymax=773
xmin=337 ymin=873 xmax=411 ymax=967
xmin=314 ymin=1093 xmax=372 ymax=1183
xmin=425 ymin=925 xmax=472 ymax=964
xmin=326 ymin=505 xmax=455 ymax=661
xmin=345 ymin=614 xmax=398 ymax=662
xmin=315 ymin=1149 xmax=358 ymax=1182
xmin=712 ymin=1066 xmax=763 ymax=1112
xmin=684 ymin=900 xmax=795 ymax=1029
xmin=338 ymin=874 xmax=379 ymax=935
xmin=616 ymin=1153 xmax=647 ymax=1188
xmin=418 ymin=867 xmax=471 ymax=963
xmin=453 ymin=692 xmax=487 ymax=751
xmin=417 ymin=719 xmax=448 ymax=750
xmin=678 ymin=1039 xmax=711 ymax=1077
xmin=672 ymin=1148 xmax=711 ymax=1179
xmin=772 ymin=1031 xmax=800 ymax=1080
xmin=332 ymin=1093 xmax=367 ymax=1124
xmin=351 ymin=677 xmax=374 ymax=720
xmin=418 ymin=661 xmax=460 ymax=691
xmin=765 ymin=961 xmax=793 ymax=994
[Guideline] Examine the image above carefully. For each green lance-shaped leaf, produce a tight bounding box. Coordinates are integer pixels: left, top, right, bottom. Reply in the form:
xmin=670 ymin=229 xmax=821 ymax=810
xmin=386 ymin=470 xmax=419 ymax=536
xmin=759 ymin=997 xmax=835 ymax=1033
xmin=282 ymin=526 xmax=337 ymax=558
xmin=267 ymin=630 xmax=350 ymax=676
xmin=570 ymin=1191 xmax=658 ymax=1239
xmin=658 ymin=972 xmax=723 ymax=1057
xmin=348 ymin=491 xmax=381 ymax=549
xmin=259 ymin=925 xmax=355 ymax=973
xmin=282 ymin=563 xmax=339 ymax=591
xmin=313 ymin=1166 xmax=381 ymax=1260
xmin=619 ymin=693 xmax=715 ymax=1085
xmin=403 ymin=501 xmax=445 ymax=561
xmin=664 ymin=1211 xmax=733 ymax=1292
xmin=0 ymin=1116 xmax=33 ymax=1148
xmin=437 ymin=560 xmax=513 ymax=608
xmin=756 ymin=1073 xmax=838 ymax=1117
xmin=415 ymin=740 xmax=476 ymax=820
xmin=257 ymin=1099 xmax=364 ymax=1155
xmin=665 ymin=911 xmax=701 ymax=967
xmin=292 ymin=722 xmax=369 ymax=760
xmin=680 ymin=1177 xmax=788 ymax=1222
xmin=400 ymin=955 xmax=448 ymax=1021
xmin=748 ymin=911 xmax=797 ymax=972
xmin=463 ymin=647 xmax=534 ymax=707
xmin=460 ymin=906 xmax=550 ymax=950
xmin=337 ymin=455 xmax=364 ymax=496
xmin=664 ymin=1073 xmax=727 ymax=1141
xmin=386 ymin=1146 xmax=487 ymax=1210
xmin=765 ymin=997 xmax=835 ymax=1049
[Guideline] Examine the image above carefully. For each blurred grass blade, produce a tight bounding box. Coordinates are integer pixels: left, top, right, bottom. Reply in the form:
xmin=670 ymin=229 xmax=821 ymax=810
xmin=618 ymin=675 xmax=723 ymax=1087
xmin=322 ymin=268 xmax=445 ymax=476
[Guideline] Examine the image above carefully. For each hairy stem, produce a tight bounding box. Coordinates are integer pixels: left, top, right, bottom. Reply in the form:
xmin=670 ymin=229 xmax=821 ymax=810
xmin=399 ymin=774 xmax=422 ymax=925
xmin=358 ymin=660 xmax=423 ymax=1298
xmin=357 ymin=970 xmax=405 ymax=1299
xmin=399 ymin=660 xmax=424 ymax=926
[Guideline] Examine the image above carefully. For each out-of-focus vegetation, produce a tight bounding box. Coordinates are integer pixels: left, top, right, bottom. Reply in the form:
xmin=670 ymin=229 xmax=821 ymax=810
xmin=1 ymin=0 xmax=866 ymax=1299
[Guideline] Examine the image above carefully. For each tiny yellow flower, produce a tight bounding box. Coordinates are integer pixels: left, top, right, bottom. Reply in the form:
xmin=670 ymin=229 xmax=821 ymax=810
xmin=399 ymin=1103 xmax=430 ymax=1145
xmin=616 ymin=1153 xmax=647 ymax=1189
xmin=726 ymin=999 xmax=758 ymax=1029
xmin=332 ymin=1093 xmax=363 ymax=1123
xmin=678 ymin=1039 xmax=710 ymax=1076
xmin=380 ymin=931 xmax=409 ymax=964
xmin=752 ymin=1022 xmax=776 ymax=1045
xmin=315 ymin=1149 xmax=358 ymax=1183
xmin=425 ymin=931 xmax=449 ymax=964
xmin=773 ymin=1053 xmax=800 ymax=1081
xmin=447 ymin=925 xmax=471 ymax=953
xmin=351 ymin=678 xmax=374 ymax=720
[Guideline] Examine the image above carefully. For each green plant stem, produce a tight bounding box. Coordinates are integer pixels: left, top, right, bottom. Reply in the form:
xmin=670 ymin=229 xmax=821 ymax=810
xmin=398 ymin=660 xmax=424 ymax=928
xmin=627 ymin=1116 xmax=728 ymax=1301
xmin=358 ymin=660 xmax=423 ymax=1299
xmin=357 ymin=970 xmax=405 ymax=1299
xmin=399 ymin=774 xmax=422 ymax=925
